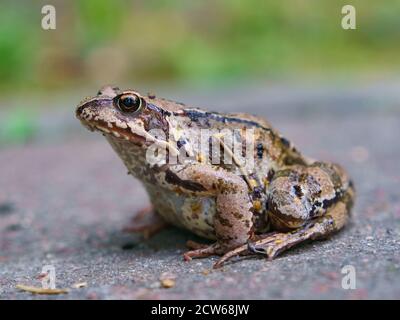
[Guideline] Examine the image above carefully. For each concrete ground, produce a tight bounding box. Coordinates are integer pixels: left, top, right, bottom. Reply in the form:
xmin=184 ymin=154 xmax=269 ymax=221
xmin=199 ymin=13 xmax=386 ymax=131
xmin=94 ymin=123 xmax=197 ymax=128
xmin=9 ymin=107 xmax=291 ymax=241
xmin=0 ymin=82 xmax=399 ymax=299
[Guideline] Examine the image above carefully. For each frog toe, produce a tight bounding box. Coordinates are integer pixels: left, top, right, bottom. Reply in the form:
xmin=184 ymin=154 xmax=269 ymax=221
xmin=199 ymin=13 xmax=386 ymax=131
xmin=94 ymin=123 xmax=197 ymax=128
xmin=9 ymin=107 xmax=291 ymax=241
xmin=183 ymin=243 xmax=222 ymax=262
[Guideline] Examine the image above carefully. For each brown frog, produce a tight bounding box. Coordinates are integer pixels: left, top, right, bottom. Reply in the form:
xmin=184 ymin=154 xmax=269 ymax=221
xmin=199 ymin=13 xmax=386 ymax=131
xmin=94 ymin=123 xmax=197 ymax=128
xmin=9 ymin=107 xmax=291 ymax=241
xmin=76 ymin=86 xmax=355 ymax=268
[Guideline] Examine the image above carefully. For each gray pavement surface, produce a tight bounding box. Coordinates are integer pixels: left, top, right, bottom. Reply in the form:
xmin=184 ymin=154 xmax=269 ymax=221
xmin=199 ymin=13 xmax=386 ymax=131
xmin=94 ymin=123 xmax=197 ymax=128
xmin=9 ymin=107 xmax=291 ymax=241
xmin=0 ymin=83 xmax=399 ymax=299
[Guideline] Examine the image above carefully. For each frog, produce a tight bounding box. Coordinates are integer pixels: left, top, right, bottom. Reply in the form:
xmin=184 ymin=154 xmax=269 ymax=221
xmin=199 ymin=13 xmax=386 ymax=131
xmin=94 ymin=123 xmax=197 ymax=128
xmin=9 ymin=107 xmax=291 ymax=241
xmin=76 ymin=85 xmax=355 ymax=268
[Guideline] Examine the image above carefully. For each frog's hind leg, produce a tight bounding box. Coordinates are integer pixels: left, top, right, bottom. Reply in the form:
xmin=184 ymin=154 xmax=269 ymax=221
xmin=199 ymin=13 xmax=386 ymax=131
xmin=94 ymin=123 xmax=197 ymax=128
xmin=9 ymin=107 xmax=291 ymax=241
xmin=214 ymin=162 xmax=355 ymax=268
xmin=214 ymin=196 xmax=351 ymax=268
xmin=248 ymin=188 xmax=353 ymax=259
xmin=123 ymin=206 xmax=169 ymax=239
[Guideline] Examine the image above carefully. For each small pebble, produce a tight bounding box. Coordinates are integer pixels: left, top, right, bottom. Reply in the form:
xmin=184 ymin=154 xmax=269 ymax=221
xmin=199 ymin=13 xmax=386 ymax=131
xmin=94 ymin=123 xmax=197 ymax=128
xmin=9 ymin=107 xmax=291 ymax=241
xmin=160 ymin=278 xmax=175 ymax=288
xmin=202 ymin=269 xmax=211 ymax=275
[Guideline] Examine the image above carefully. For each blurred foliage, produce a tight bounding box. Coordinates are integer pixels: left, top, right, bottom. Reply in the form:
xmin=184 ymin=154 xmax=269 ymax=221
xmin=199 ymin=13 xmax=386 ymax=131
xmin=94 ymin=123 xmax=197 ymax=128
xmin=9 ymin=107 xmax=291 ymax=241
xmin=0 ymin=109 xmax=36 ymax=144
xmin=0 ymin=0 xmax=399 ymax=92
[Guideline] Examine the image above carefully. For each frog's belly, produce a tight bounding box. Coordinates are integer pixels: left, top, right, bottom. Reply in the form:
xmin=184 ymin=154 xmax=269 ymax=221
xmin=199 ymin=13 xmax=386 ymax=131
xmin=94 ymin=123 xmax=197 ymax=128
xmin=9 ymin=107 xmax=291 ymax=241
xmin=146 ymin=187 xmax=217 ymax=240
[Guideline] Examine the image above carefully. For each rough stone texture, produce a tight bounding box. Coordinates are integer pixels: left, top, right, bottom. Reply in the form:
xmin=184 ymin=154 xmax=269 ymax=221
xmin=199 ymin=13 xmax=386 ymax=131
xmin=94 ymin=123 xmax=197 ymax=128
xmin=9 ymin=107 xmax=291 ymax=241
xmin=0 ymin=83 xmax=399 ymax=299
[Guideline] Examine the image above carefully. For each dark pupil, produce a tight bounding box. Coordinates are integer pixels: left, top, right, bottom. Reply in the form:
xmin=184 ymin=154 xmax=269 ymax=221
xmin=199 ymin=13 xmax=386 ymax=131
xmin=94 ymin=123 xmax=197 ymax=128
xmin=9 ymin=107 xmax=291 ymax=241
xmin=122 ymin=97 xmax=136 ymax=108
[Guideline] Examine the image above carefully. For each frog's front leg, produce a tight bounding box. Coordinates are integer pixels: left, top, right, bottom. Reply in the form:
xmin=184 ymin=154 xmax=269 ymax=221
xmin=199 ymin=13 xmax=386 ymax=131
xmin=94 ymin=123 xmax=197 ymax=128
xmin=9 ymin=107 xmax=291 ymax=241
xmin=165 ymin=164 xmax=254 ymax=264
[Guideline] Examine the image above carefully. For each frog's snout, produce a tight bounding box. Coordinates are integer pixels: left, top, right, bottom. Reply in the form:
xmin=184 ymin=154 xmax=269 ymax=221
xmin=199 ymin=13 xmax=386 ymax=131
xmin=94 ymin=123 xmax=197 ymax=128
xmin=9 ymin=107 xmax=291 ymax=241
xmin=76 ymin=97 xmax=94 ymax=119
xmin=76 ymin=102 xmax=88 ymax=119
xmin=76 ymin=96 xmax=110 ymax=120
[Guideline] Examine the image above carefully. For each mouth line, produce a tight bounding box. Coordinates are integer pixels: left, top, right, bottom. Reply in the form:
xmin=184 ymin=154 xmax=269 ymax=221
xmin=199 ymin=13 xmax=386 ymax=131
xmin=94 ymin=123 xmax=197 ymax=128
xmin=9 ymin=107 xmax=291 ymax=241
xmin=78 ymin=116 xmax=146 ymax=143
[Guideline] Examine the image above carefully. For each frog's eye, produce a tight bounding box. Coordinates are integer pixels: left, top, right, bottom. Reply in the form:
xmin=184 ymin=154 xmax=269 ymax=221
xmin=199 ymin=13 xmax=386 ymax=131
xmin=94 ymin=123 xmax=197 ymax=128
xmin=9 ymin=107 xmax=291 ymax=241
xmin=117 ymin=93 xmax=143 ymax=113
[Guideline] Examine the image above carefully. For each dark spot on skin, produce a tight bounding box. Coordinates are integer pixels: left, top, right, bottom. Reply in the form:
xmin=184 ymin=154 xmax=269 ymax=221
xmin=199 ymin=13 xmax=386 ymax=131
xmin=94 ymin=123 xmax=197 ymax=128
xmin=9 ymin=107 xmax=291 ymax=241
xmin=309 ymin=189 xmax=344 ymax=217
xmin=184 ymin=109 xmax=212 ymax=128
xmin=0 ymin=202 xmax=15 ymax=216
xmin=165 ymin=170 xmax=207 ymax=192
xmin=148 ymin=93 xmax=156 ymax=99
xmin=267 ymin=169 xmax=275 ymax=182
xmin=280 ymin=136 xmax=291 ymax=148
xmin=241 ymin=138 xmax=247 ymax=157
xmin=321 ymin=190 xmax=343 ymax=209
xmin=231 ymin=211 xmax=244 ymax=219
xmin=309 ymin=201 xmax=322 ymax=217
xmin=293 ymin=185 xmax=303 ymax=198
xmin=177 ymin=139 xmax=186 ymax=149
xmin=256 ymin=143 xmax=264 ymax=159
xmin=314 ymin=200 xmax=322 ymax=208
xmin=216 ymin=215 xmax=233 ymax=228
xmin=252 ymin=186 xmax=264 ymax=200
xmin=184 ymin=110 xmax=204 ymax=123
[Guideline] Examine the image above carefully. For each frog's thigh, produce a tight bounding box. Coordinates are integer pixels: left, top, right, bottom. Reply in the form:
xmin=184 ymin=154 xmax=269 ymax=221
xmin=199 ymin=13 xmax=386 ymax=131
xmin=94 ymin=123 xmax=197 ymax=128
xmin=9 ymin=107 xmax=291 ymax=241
xmin=253 ymin=168 xmax=354 ymax=259
xmin=267 ymin=162 xmax=352 ymax=231
xmin=173 ymin=164 xmax=253 ymax=253
xmin=213 ymin=163 xmax=354 ymax=267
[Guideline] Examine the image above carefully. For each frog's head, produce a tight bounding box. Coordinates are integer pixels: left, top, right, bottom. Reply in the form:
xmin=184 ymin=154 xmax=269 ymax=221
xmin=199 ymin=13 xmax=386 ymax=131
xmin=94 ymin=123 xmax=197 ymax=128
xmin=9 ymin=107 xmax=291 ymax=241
xmin=76 ymin=86 xmax=171 ymax=148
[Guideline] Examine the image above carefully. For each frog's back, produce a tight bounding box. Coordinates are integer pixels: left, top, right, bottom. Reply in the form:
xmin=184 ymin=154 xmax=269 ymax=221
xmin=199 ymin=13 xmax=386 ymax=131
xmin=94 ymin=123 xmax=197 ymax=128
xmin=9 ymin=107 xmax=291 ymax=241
xmin=147 ymin=95 xmax=275 ymax=132
xmin=147 ymin=96 xmax=306 ymax=174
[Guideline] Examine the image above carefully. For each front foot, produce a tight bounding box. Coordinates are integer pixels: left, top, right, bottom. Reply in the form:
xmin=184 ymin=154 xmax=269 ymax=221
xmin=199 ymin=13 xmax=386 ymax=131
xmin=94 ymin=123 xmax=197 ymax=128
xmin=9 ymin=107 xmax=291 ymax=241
xmin=123 ymin=206 xmax=169 ymax=239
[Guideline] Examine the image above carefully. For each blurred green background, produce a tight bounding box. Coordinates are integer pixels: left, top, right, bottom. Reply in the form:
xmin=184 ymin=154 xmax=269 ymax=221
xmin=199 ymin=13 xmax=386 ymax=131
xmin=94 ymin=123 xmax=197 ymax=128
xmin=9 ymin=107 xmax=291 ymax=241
xmin=1 ymin=0 xmax=399 ymax=90
xmin=0 ymin=0 xmax=399 ymax=144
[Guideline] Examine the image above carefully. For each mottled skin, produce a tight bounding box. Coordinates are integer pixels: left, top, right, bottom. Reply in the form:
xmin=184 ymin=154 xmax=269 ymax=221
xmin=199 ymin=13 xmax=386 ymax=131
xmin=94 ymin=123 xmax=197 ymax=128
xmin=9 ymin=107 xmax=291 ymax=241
xmin=76 ymin=86 xmax=355 ymax=268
